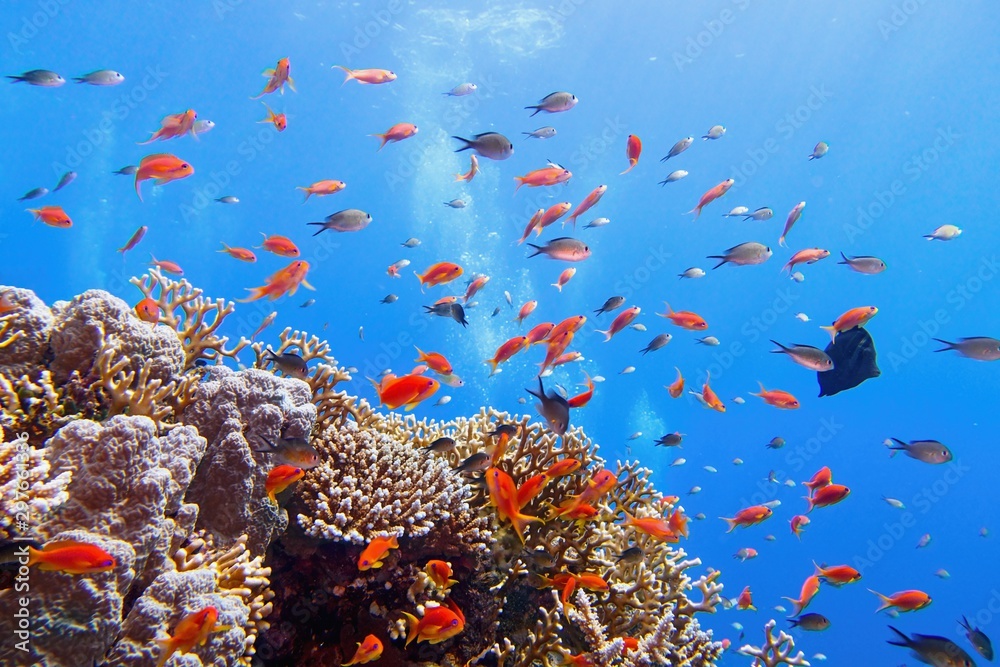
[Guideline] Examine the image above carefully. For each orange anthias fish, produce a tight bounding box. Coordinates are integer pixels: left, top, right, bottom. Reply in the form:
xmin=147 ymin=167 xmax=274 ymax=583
xmin=567 ymin=372 xmax=594 ymax=408
xmin=239 ymin=260 xmax=315 ymax=302
xmin=806 ymin=484 xmax=850 ymax=512
xmin=701 ymin=372 xmax=726 ymax=413
xmin=415 ymin=262 xmax=464 ymax=288
xmin=803 ymin=466 xmax=832 ymax=494
xmin=622 ymin=510 xmax=679 ymax=542
xmin=463 ymin=275 xmax=490 ymax=302
xmin=666 ymin=367 xmax=684 ymax=398
xmin=783 ymin=575 xmax=821 ymax=617
xmin=265 ymin=464 xmax=304 ymax=503
xmin=372 ymin=122 xmax=418 ymax=151
xmin=485 ymin=336 xmax=529 ymax=375
xmin=514 ymin=162 xmax=572 ymax=192
xmin=525 ymin=322 xmax=555 ymax=345
xmin=820 ymin=306 xmax=879 ymax=342
xmin=538 ymin=331 xmax=574 ymax=375
xmin=689 ymin=178 xmax=734 ymax=219
xmin=134 ymin=153 xmax=194 ymax=202
xmin=544 ymin=458 xmax=581 ymax=479
xmin=782 ymin=247 xmax=830 ymax=273
xmin=565 ymin=185 xmax=607 ymax=228
xmin=659 ymin=302 xmax=708 ymax=330
xmin=155 ymin=606 xmax=230 ymax=667
xmin=517 ymin=208 xmax=545 ymax=244
xmin=333 ymin=65 xmax=397 ymax=85
xmin=27 ymin=205 xmax=72 ymax=228
xmin=553 ymin=469 xmax=618 ymax=518
xmin=535 ymin=201 xmax=574 ymax=235
xmin=455 ymin=154 xmax=478 ymax=182
xmin=140 ymin=109 xmax=198 ymax=144
xmin=370 ymin=373 xmax=439 ymax=411
xmin=343 ymin=634 xmax=383 ymax=666
xmin=737 ymin=585 xmax=756 ymax=611
xmin=549 ymin=315 xmax=587 ymax=340
xmin=297 ymin=179 xmax=346 ymax=201
xmin=400 ymin=598 xmax=465 ymax=646
xmin=552 ymin=267 xmax=576 ymax=292
xmin=252 ymin=57 xmax=296 ymax=99
xmin=751 ymin=383 xmax=800 ymax=409
xmin=596 ymin=305 xmax=640 ymax=342
xmin=415 ymin=347 xmax=453 ymax=375
xmin=790 ymin=514 xmax=810 ymax=539
xmin=620 ymin=134 xmax=642 ymax=174
xmin=25 ymin=539 xmax=115 ymax=574
xmin=869 ymin=589 xmax=932 ymax=613
xmin=149 ymin=254 xmax=184 ymax=276
xmin=358 ymin=535 xmax=399 ymax=571
xmin=259 ymin=103 xmax=287 ymax=131
xmin=515 ymin=300 xmax=538 ymax=325
xmin=720 ymin=505 xmax=773 ymax=533
xmin=134 ymin=297 xmax=160 ymax=324
xmin=117 ymin=225 xmax=148 ymax=255
xmin=218 ymin=242 xmax=257 ymax=263
xmin=257 ymin=234 xmax=300 ymax=257
xmin=515 ymin=473 xmax=551 ymax=508
xmin=814 ymin=562 xmax=862 ymax=586
xmin=486 ymin=466 xmax=542 ymax=543
xmin=425 ymin=560 xmax=458 ymax=589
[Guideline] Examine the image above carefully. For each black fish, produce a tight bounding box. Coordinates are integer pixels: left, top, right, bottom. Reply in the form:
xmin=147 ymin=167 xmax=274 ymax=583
xmin=817 ymin=326 xmax=879 ymax=397
xmin=526 ymin=377 xmax=570 ymax=435
xmin=449 ymin=303 xmax=469 ymax=327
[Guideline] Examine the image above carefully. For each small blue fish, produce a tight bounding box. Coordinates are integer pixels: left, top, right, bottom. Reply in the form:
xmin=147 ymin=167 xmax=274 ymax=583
xmin=53 ymin=171 xmax=76 ymax=192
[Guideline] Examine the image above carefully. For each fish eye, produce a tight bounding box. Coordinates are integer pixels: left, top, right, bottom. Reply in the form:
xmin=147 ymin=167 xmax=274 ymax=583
xmin=181 ymin=163 xmax=190 ymax=169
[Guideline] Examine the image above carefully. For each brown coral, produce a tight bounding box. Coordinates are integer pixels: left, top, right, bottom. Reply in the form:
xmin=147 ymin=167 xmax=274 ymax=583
xmin=0 ymin=432 xmax=70 ymax=541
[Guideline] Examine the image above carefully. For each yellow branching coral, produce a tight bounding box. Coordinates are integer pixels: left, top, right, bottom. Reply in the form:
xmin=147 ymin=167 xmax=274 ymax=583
xmin=130 ymin=268 xmax=247 ymax=370
xmin=739 ymin=619 xmax=811 ymax=666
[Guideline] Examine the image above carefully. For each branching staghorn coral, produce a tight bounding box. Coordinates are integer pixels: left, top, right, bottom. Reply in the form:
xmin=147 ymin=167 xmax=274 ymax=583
xmin=130 ymin=268 xmax=247 ymax=370
xmin=739 ymin=619 xmax=811 ymax=666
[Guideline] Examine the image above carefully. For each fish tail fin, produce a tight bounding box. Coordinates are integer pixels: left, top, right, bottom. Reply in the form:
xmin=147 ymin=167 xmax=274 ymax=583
xmin=134 ymin=174 xmax=143 ymax=202
xmin=6 ymin=75 xmax=25 ymax=83
xmin=237 ymin=286 xmax=269 ymax=303
xmin=837 ymin=251 xmax=850 ymax=264
xmin=803 ymin=495 xmax=815 ymax=513
xmin=707 ymin=256 xmax=726 ymax=270
xmin=868 ymin=589 xmax=892 ymax=613
xmin=619 ymin=163 xmax=635 ymax=175
xmin=688 ymin=205 xmax=702 ymax=219
xmin=509 ymin=509 xmax=542 ymax=544
xmin=524 ymin=105 xmax=541 ymax=117
xmin=779 ymin=235 xmax=788 ymax=248
xmin=286 ymin=76 xmax=296 ymax=92
xmin=525 ymin=243 xmax=543 ymax=258
xmin=332 ymin=65 xmax=354 ymax=84
xmin=923 ymin=234 xmax=935 ymax=240
xmin=484 ymin=358 xmax=499 ymax=375
xmin=886 ymin=625 xmax=912 ymax=647
xmin=812 ymin=560 xmax=825 ymax=577
xmin=372 ymin=133 xmax=388 ymax=151
xmin=931 ymin=338 xmax=955 ymax=352
xmin=296 ymin=187 xmax=312 ymax=202
xmin=400 ymin=612 xmax=420 ymax=646
xmin=451 ymin=136 xmax=473 ymax=152
xmin=780 ymin=596 xmax=804 ymax=617
xmin=595 ymin=329 xmax=611 ymax=343
xmin=720 ymin=516 xmax=737 ymax=533
xmin=307 ymin=222 xmax=328 ymax=236
xmin=513 ymin=176 xmax=525 ymax=192
xmin=551 ymin=281 xmax=562 ymax=292
xmin=819 ymin=325 xmax=837 ymax=343
xmin=218 ymin=242 xmax=231 ymax=253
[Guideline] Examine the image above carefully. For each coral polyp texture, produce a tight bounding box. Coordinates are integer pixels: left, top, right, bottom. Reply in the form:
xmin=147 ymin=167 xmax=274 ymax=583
xmin=0 ymin=275 xmax=749 ymax=667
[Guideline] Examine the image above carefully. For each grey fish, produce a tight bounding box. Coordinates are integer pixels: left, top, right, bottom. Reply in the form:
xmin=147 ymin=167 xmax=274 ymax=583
xmin=308 ymin=208 xmax=371 ymax=234
xmin=770 ymin=340 xmax=834 ymax=371
xmin=401 ymin=237 xmax=421 ymax=248
xmin=708 ymin=242 xmax=772 ymax=269
xmin=523 ymin=126 xmax=557 ymax=139
xmin=505 ymin=290 xmax=513 ymax=307
xmin=193 ymin=119 xmax=216 ymax=135
xmin=455 ymin=451 xmax=490 ymax=473
xmin=703 ymin=125 xmax=726 ymax=140
xmin=696 ymin=336 xmax=720 ymax=346
xmin=659 ymin=169 xmax=688 ymax=185
xmin=808 ymin=141 xmax=829 ymax=160
xmin=766 ymin=437 xmax=785 ymax=449
xmin=526 ymin=237 xmax=590 ymax=262
xmin=7 ymin=69 xmax=64 ymax=86
xmin=252 ymin=435 xmax=320 ymax=469
xmin=678 ymin=267 xmax=706 ymax=279
xmin=113 ymin=165 xmax=138 ymax=176
xmin=425 ymin=437 xmax=456 ymax=453
xmin=18 ymin=187 xmax=48 ymax=201
xmin=491 ymin=307 xmax=500 ymax=317
xmin=661 ymin=136 xmax=693 ymax=161
xmin=444 ymin=82 xmax=477 ymax=96
xmin=584 ymin=217 xmax=610 ymax=229
xmin=616 ymin=546 xmax=643 ymax=564
xmin=263 ymin=349 xmax=308 ymax=378
xmin=215 ymin=195 xmax=240 ymax=204
xmin=655 ymin=432 xmax=684 ymax=447
xmin=887 ymin=625 xmax=978 ymax=667
xmin=53 ymin=171 xmax=76 ymax=192
xmin=452 ymin=132 xmax=514 ymax=160
xmin=299 ymin=299 xmax=315 ymax=308
xmin=526 ymin=548 xmax=556 ymax=568
xmin=788 ymin=613 xmax=830 ymax=631
xmin=526 ymin=377 xmax=570 ymax=435
xmin=525 ymin=91 xmax=578 ymax=116
xmin=630 ymin=323 xmax=646 ymax=332
xmin=959 ymin=615 xmax=993 ymax=661
xmin=724 ymin=206 xmax=750 ymax=217
xmin=838 ymin=252 xmax=886 ymax=274
xmin=933 ymin=337 xmax=1000 ymax=361
xmin=594 ymin=296 xmax=625 ymax=316
xmin=73 ymin=69 xmax=125 ymax=86
xmin=444 ymin=199 xmax=466 ymax=208
xmin=449 ymin=303 xmax=469 ymax=327
xmin=887 ymin=438 xmax=952 ymax=464
xmin=743 ymin=207 xmax=773 ymax=221
xmin=380 ymin=294 xmax=397 ymax=304
xmin=640 ymin=333 xmax=672 ymax=355
xmin=424 ymin=303 xmax=453 ymax=317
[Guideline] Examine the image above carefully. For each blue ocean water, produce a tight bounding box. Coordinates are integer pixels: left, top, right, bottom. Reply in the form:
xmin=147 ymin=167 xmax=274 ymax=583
xmin=3 ymin=1 xmax=998 ymax=664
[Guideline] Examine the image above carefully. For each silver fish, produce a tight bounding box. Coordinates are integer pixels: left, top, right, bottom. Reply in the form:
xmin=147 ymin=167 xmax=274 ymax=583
xmin=661 ymin=136 xmax=693 ymax=161
xmin=678 ymin=267 xmax=706 ymax=279
xmin=594 ymin=296 xmax=625 ymax=316
xmin=113 ymin=165 xmax=138 ymax=176
xmin=659 ymin=169 xmax=688 ymax=185
xmin=525 ymin=91 xmax=578 ymax=116
xmin=743 ymin=207 xmax=774 ymax=221
xmin=444 ymin=199 xmax=467 ymax=208
xmin=703 ymin=124 xmax=726 ymax=140
xmin=924 ymin=224 xmax=962 ymax=240
xmin=708 ymin=241 xmax=771 ymax=269
xmin=697 ymin=336 xmax=720 ymax=346
xmin=444 ymin=82 xmax=477 ymax=96
xmin=455 ymin=451 xmax=490 ymax=474
xmin=630 ymin=323 xmax=646 ymax=331
xmin=263 ymin=349 xmax=308 ymax=378
xmin=770 ymin=340 xmax=834 ymax=371
xmin=724 ymin=206 xmax=750 ymax=217
xmin=584 ymin=217 xmax=610 ymax=229
xmin=933 ymin=337 xmax=1000 ymax=361
xmin=425 ymin=436 xmax=456 ymax=453
xmin=193 ymin=119 xmax=216 ymax=135
xmin=620 ymin=366 xmax=635 ymax=374
xmin=73 ymin=69 xmax=125 ymax=86
xmin=434 ymin=396 xmax=452 ymax=406
xmin=808 ymin=142 xmax=829 ymax=160
xmin=505 ymin=290 xmax=513 ymax=307
xmin=523 ymin=126 xmax=557 ymax=139
xmin=640 ymin=333 xmax=672 ymax=355
xmin=18 ymin=187 xmax=48 ymax=201
xmin=299 ymin=299 xmax=315 ymax=308
xmin=452 ymin=132 xmax=514 ymax=160
xmin=308 ymin=208 xmax=371 ymax=234
xmin=7 ymin=69 xmax=64 ymax=86
xmin=380 ymin=294 xmax=398 ymax=304
xmin=401 ymin=237 xmax=421 ymax=248
xmin=886 ymin=438 xmax=953 ymax=464
xmin=838 ymin=252 xmax=886 ymax=274
xmin=527 ymin=237 xmax=590 ymax=262
xmin=766 ymin=437 xmax=785 ymax=449
xmin=215 ymin=195 xmax=240 ymax=204
xmin=53 ymin=171 xmax=76 ymax=192
xmin=655 ymin=432 xmax=683 ymax=447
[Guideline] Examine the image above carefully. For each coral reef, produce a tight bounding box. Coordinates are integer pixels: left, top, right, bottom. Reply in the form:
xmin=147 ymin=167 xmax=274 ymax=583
xmin=739 ymin=619 xmax=811 ymax=666
xmin=0 ymin=274 xmax=736 ymax=667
